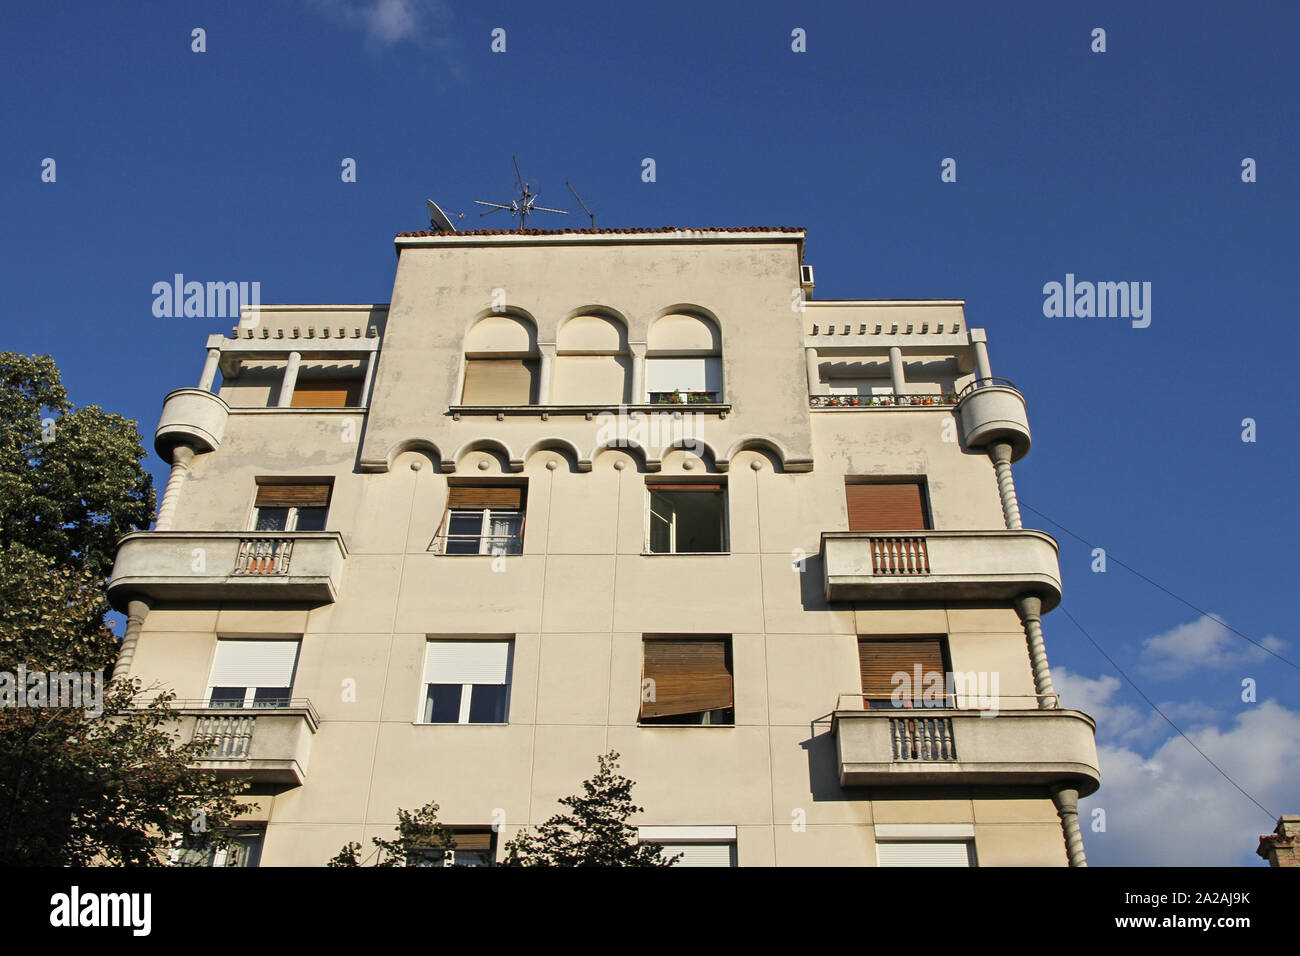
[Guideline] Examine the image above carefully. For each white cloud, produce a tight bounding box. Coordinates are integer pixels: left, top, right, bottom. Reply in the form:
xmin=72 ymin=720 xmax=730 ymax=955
xmin=1138 ymin=613 xmax=1286 ymax=679
xmin=310 ymin=0 xmax=451 ymax=49
xmin=1080 ymin=699 xmax=1300 ymax=865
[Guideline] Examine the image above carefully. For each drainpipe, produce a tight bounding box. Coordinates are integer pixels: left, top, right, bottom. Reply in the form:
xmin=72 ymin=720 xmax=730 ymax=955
xmin=154 ymin=445 xmax=196 ymax=531
xmin=1052 ymin=786 xmax=1088 ymax=866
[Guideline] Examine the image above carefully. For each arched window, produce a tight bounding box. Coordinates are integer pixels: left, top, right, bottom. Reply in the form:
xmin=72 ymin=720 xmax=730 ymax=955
xmin=553 ymin=313 xmax=630 ymax=405
xmin=646 ymin=312 xmax=722 ymax=404
xmin=461 ymin=315 xmax=539 ymax=406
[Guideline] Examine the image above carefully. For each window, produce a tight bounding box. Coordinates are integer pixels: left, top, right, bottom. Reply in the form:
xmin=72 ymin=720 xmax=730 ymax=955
xmin=845 ymin=479 xmax=930 ymax=531
xmin=637 ymin=827 xmax=738 ymax=866
xmin=876 ymin=840 xmax=975 ymax=867
xmin=646 ymin=311 xmax=722 ymax=404
xmin=291 ymin=378 xmax=362 ymax=408
xmin=640 ymin=637 xmax=733 ymax=725
xmin=410 ymin=829 xmax=495 ymax=867
xmin=421 ymin=640 xmax=513 ymax=724
xmin=175 ymin=828 xmax=266 ymax=867
xmin=206 ymin=639 xmax=300 ymax=709
xmin=461 ymin=357 xmax=539 ymax=405
xmin=252 ymin=479 xmax=332 ymax=531
xmin=554 ymin=314 xmax=630 ymax=404
xmin=437 ymin=485 xmax=526 ymax=555
xmin=858 ymin=637 xmax=950 ymax=709
xmin=647 ymin=483 xmax=726 ymax=554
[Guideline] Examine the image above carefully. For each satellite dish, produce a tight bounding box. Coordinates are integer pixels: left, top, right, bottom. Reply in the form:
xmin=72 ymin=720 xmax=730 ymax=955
xmin=426 ymin=199 xmax=458 ymax=233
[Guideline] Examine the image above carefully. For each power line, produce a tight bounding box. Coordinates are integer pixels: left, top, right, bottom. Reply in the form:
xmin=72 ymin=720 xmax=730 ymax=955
xmin=1021 ymin=501 xmax=1298 ymax=672
xmin=1057 ymin=605 xmax=1275 ymax=823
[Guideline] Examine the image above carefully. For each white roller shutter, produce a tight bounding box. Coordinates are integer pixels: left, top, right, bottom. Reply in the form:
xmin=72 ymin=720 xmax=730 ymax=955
xmin=646 ymin=357 xmax=721 ymax=394
xmin=656 ymin=842 xmax=736 ymax=867
xmin=208 ymin=640 xmax=300 ymax=688
xmin=423 ymin=641 xmax=511 ymax=686
xmin=876 ymin=840 xmax=974 ymax=867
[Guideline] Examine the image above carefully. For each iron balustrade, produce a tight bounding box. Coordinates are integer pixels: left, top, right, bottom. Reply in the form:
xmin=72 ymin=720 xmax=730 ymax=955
xmin=809 ymin=393 xmax=957 ymax=408
xmin=955 ymin=377 xmax=1019 ymax=400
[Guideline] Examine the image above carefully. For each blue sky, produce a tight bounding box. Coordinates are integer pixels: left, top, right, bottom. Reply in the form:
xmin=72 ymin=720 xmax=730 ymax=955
xmin=2 ymin=1 xmax=1296 ymax=865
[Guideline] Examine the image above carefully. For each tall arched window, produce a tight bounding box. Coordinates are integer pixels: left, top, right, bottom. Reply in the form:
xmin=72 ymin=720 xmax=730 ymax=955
xmin=553 ymin=313 xmax=630 ymax=405
xmin=646 ymin=311 xmax=722 ymax=404
xmin=461 ymin=314 xmax=539 ymax=406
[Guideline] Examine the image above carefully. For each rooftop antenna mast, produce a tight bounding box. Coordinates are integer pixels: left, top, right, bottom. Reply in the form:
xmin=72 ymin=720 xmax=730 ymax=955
xmin=474 ymin=156 xmax=568 ymax=230
xmin=566 ymin=180 xmax=596 ymax=228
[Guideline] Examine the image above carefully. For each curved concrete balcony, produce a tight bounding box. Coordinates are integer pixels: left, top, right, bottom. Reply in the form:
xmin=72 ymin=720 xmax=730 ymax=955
xmin=107 ymin=531 xmax=347 ymax=610
xmin=820 ymin=529 xmax=1061 ymax=611
xmin=832 ymin=707 xmax=1100 ymax=796
xmin=174 ymin=699 xmax=319 ymax=788
xmin=956 ymin=378 xmax=1031 ymax=461
xmin=155 ymin=387 xmax=230 ymax=459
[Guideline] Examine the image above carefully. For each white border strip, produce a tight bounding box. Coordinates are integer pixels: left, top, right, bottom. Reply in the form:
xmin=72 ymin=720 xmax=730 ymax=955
xmin=638 ymin=826 xmax=737 ymax=843
xmin=874 ymin=823 xmax=975 ymax=840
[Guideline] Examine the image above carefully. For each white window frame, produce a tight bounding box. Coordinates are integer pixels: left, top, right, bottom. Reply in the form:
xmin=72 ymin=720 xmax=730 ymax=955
xmin=251 ymin=505 xmax=325 ymax=532
xmin=441 ymin=508 xmax=524 ymax=555
xmin=420 ymin=640 xmax=514 ymax=725
xmin=637 ymin=826 xmax=737 ymax=866
xmin=205 ymin=639 xmax=300 ymax=709
xmin=873 ymin=824 xmax=977 ymax=867
xmin=645 ymin=487 xmax=728 ymax=554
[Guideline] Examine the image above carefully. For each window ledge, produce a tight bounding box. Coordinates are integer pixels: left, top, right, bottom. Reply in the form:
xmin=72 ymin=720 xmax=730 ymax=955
xmin=226 ymin=406 xmax=367 ymax=413
xmin=636 ymin=723 xmax=735 ymax=729
xmin=412 ymin=722 xmax=510 ymax=727
xmin=639 ymin=551 xmax=731 ymax=557
xmin=449 ymin=403 xmax=731 ymax=421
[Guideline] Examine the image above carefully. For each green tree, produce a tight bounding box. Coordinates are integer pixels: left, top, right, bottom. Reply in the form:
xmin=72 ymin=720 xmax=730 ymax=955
xmin=328 ymin=801 xmax=456 ymax=867
xmin=502 ymin=751 xmax=679 ymax=866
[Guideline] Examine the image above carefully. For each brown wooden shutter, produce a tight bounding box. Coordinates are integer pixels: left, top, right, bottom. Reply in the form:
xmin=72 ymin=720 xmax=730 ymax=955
xmin=448 ymin=830 xmax=492 ymax=852
xmin=845 ymin=481 xmax=928 ymax=531
xmin=290 ymin=379 xmax=360 ymax=407
xmin=858 ymin=638 xmax=945 ymax=704
xmin=641 ymin=639 xmax=733 ymax=719
xmin=255 ymin=480 xmax=332 ymax=508
xmin=461 ymin=358 xmax=538 ymax=405
xmin=446 ymin=485 xmax=524 ymax=509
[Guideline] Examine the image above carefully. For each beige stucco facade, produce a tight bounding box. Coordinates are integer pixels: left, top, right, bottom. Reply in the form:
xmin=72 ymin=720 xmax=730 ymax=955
xmin=109 ymin=228 xmax=1098 ymax=866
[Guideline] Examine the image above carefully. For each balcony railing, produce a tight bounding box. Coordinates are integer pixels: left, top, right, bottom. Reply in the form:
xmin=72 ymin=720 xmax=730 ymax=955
xmin=170 ymin=699 xmax=320 ymax=788
xmin=810 ymin=392 xmax=957 ymax=409
xmin=108 ymin=531 xmax=347 ymax=610
xmin=891 ymin=716 xmax=957 ymax=761
xmin=955 ymin=376 xmax=1018 ymax=399
xmin=867 ymin=536 xmax=930 ymax=574
xmin=193 ymin=713 xmax=256 ymax=758
xmin=649 ymin=391 xmax=721 ymax=405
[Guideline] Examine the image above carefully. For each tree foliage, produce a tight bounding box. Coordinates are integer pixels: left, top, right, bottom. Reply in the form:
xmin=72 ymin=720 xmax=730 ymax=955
xmin=328 ymin=801 xmax=456 ymax=867
xmin=502 ymin=751 xmax=679 ymax=866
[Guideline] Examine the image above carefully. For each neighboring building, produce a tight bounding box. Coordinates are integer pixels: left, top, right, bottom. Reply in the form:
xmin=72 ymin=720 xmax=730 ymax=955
xmin=1257 ymin=815 xmax=1299 ymax=867
xmin=107 ymin=226 xmax=1100 ymax=867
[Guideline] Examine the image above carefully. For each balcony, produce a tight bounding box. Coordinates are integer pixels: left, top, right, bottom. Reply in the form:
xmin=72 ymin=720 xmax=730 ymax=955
xmin=175 ymin=699 xmax=319 ymax=787
xmin=955 ymin=378 xmax=1031 ymax=461
xmin=155 ymin=388 xmax=230 ymax=459
xmin=831 ymin=704 xmax=1100 ymax=795
xmin=809 ymin=392 xmax=957 ymax=409
xmin=107 ymin=531 xmax=347 ymax=610
xmin=820 ymin=529 xmax=1061 ymax=610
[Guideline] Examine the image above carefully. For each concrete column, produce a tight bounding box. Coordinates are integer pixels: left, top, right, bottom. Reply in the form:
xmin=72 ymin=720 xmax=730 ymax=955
xmin=630 ymin=344 xmax=647 ymax=403
xmin=970 ymin=328 xmax=993 ymax=381
xmin=804 ymin=347 xmax=820 ymax=395
xmin=1015 ymin=595 xmax=1057 ymax=709
xmin=990 ymin=442 xmax=1022 ymax=530
xmin=1052 ymin=786 xmax=1088 ymax=867
xmin=277 ymin=351 xmax=302 ymax=407
xmin=360 ymin=351 xmax=377 ymax=407
xmin=537 ymin=344 xmax=556 ymax=404
xmin=888 ymin=346 xmax=905 ymax=394
xmin=154 ymin=445 xmax=196 ymax=531
xmin=198 ymin=349 xmax=221 ymax=391
xmin=111 ymin=598 xmax=150 ymax=683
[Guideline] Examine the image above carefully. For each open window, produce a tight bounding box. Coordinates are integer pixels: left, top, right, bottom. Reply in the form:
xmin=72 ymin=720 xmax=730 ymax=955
xmin=640 ymin=637 xmax=734 ymax=725
xmin=646 ymin=482 xmax=726 ymax=554
xmin=437 ymin=484 xmax=525 ymax=555
xmin=175 ymin=827 xmax=266 ymax=867
xmin=252 ymin=478 xmax=332 ymax=532
xmin=206 ymin=639 xmax=300 ymax=709
xmin=421 ymin=639 xmax=513 ymax=724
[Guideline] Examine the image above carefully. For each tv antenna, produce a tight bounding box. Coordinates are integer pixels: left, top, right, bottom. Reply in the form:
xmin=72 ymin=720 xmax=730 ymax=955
xmin=425 ymin=199 xmax=462 ymax=233
xmin=474 ymin=156 xmax=568 ymax=229
xmin=566 ymin=181 xmax=596 ymax=228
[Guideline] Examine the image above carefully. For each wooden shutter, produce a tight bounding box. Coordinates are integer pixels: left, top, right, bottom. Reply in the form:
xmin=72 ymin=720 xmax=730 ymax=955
xmin=290 ymin=379 xmax=360 ymax=407
xmin=641 ymin=639 xmax=733 ymax=719
xmin=461 ymin=358 xmax=538 ymax=405
xmin=845 ymin=481 xmax=928 ymax=531
xmin=858 ymin=638 xmax=945 ymax=703
xmin=255 ymin=480 xmax=332 ymax=508
xmin=448 ymin=831 xmax=493 ymax=852
xmin=446 ymin=486 xmax=524 ymax=509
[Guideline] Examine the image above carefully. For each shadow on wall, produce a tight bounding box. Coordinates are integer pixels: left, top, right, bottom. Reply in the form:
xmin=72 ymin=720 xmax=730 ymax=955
xmin=799 ymin=728 xmax=856 ymax=803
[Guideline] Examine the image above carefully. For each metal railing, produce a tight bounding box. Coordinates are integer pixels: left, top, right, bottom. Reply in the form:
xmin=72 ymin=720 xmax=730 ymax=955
xmin=868 ymin=536 xmax=930 ymax=574
xmin=233 ymin=536 xmax=293 ymax=575
xmin=955 ymin=377 xmax=1019 ymax=400
xmin=648 ymin=391 xmax=721 ymax=405
xmin=890 ymin=716 xmax=957 ymax=761
xmin=810 ymin=393 xmax=957 ymax=408
xmin=834 ymin=692 xmax=1063 ymax=711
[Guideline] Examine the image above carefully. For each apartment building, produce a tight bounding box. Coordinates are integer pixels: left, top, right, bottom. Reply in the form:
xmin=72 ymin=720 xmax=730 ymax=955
xmin=107 ymin=226 xmax=1100 ymax=867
